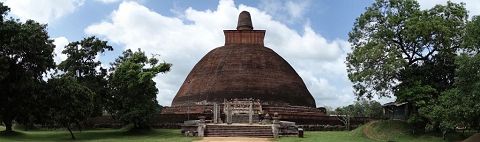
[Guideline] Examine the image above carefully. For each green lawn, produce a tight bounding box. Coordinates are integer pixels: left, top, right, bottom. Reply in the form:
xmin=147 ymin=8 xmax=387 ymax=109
xmin=277 ymin=130 xmax=444 ymax=142
xmin=278 ymin=131 xmax=373 ymax=142
xmin=359 ymin=120 xmax=445 ymax=142
xmin=0 ymin=123 xmax=459 ymax=142
xmin=0 ymin=126 xmax=198 ymax=142
xmin=278 ymin=120 xmax=451 ymax=142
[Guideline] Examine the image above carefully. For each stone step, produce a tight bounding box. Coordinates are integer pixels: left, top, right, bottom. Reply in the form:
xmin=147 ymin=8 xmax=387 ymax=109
xmin=206 ymin=130 xmax=271 ymax=133
xmin=205 ymin=125 xmax=273 ymax=137
xmin=206 ymin=131 xmax=272 ymax=134
xmin=205 ymin=134 xmax=273 ymax=138
xmin=206 ymin=126 xmax=271 ymax=129
xmin=207 ymin=129 xmax=271 ymax=131
xmin=205 ymin=133 xmax=273 ymax=137
xmin=206 ymin=126 xmax=270 ymax=129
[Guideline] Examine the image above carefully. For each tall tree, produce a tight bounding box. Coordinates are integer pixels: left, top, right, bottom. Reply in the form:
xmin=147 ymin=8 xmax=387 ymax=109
xmin=346 ymin=0 xmax=474 ymax=131
xmin=0 ymin=3 xmax=55 ymax=132
xmin=347 ymin=0 xmax=467 ymax=99
xmin=46 ymin=76 xmax=94 ymax=139
xmin=108 ymin=49 xmax=171 ymax=129
xmin=58 ymin=36 xmax=113 ymax=116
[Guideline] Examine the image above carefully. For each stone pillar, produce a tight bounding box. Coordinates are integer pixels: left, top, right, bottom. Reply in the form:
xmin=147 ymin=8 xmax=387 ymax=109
xmin=198 ymin=116 xmax=206 ymax=137
xmin=213 ymin=103 xmax=218 ymax=123
xmin=248 ymin=101 xmax=253 ymax=125
xmin=226 ymin=103 xmax=232 ymax=125
xmin=272 ymin=115 xmax=280 ymax=138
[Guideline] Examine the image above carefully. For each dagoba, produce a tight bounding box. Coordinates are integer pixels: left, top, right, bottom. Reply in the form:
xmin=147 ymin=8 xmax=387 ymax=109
xmin=163 ymin=11 xmax=325 ymax=122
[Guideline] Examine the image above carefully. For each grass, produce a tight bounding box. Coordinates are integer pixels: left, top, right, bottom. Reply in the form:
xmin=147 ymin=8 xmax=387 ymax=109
xmin=360 ymin=120 xmax=444 ymax=142
xmin=278 ymin=120 xmax=450 ymax=142
xmin=0 ymin=126 xmax=199 ymax=142
xmin=278 ymin=131 xmax=373 ymax=142
xmin=1 ymin=121 xmax=468 ymax=142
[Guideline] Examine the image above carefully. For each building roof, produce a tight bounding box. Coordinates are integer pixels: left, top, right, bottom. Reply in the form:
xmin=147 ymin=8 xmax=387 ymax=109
xmin=382 ymin=102 xmax=408 ymax=107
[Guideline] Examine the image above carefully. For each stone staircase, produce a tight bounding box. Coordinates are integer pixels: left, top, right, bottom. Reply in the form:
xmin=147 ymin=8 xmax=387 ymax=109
xmin=205 ymin=124 xmax=273 ymax=137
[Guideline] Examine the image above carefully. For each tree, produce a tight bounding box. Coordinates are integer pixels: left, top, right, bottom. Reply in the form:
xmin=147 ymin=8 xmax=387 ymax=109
xmin=58 ymin=36 xmax=113 ymax=116
xmin=334 ymin=106 xmax=352 ymax=130
xmin=46 ymin=76 xmax=94 ymax=139
xmin=0 ymin=2 xmax=55 ymax=132
xmin=346 ymin=0 xmax=477 ymax=132
xmin=443 ymin=53 xmax=480 ymax=131
xmin=333 ymin=100 xmax=383 ymax=130
xmin=334 ymin=99 xmax=383 ymax=118
xmin=108 ymin=49 xmax=171 ymax=129
xmin=347 ymin=0 xmax=467 ymax=99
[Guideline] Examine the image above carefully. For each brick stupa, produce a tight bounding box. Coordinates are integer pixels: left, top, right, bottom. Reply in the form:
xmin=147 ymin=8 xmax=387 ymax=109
xmin=162 ymin=11 xmax=325 ymax=121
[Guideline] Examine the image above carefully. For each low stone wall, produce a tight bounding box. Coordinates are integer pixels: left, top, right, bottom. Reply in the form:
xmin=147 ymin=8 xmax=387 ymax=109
xmin=263 ymin=106 xmax=326 ymax=117
xmin=298 ymin=124 xmax=362 ymax=131
xmin=279 ymin=115 xmax=370 ymax=125
xmin=85 ymin=113 xmax=370 ymax=131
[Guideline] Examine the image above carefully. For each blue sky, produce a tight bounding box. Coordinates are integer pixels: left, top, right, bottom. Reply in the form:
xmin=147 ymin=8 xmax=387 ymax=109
xmin=1 ymin=0 xmax=478 ymax=108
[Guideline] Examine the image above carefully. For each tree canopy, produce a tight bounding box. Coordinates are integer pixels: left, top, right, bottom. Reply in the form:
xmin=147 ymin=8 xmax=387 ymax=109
xmin=108 ymin=49 xmax=171 ymax=129
xmin=347 ymin=0 xmax=468 ymax=99
xmin=0 ymin=2 xmax=55 ymax=132
xmin=347 ymin=0 xmax=480 ymax=133
xmin=58 ymin=36 xmax=113 ymax=116
xmin=46 ymin=76 xmax=94 ymax=139
xmin=334 ymin=99 xmax=383 ymax=118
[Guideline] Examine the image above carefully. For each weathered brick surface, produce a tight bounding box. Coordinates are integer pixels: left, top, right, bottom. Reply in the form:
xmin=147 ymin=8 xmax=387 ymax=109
xmin=172 ymin=44 xmax=316 ymax=107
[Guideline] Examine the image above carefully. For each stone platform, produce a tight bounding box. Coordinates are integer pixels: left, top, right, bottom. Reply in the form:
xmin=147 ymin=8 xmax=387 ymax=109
xmin=181 ymin=119 xmax=299 ymax=138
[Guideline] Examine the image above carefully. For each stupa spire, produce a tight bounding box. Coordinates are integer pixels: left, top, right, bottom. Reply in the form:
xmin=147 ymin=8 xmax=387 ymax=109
xmin=224 ymin=11 xmax=265 ymax=46
xmin=237 ymin=11 xmax=253 ymax=30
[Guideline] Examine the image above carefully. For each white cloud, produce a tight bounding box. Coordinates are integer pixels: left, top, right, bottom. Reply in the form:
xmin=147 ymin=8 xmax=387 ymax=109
xmin=85 ymin=0 xmax=366 ymax=108
xmin=0 ymin=0 xmax=84 ymax=23
xmin=417 ymin=0 xmax=480 ymax=18
xmin=285 ymin=0 xmax=309 ymax=19
xmin=258 ymin=0 xmax=310 ymax=24
xmin=53 ymin=37 xmax=69 ymax=65
xmin=42 ymin=37 xmax=69 ymax=81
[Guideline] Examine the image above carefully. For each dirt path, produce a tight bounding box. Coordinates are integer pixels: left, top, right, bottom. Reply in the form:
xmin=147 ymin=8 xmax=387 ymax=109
xmin=194 ymin=137 xmax=273 ymax=142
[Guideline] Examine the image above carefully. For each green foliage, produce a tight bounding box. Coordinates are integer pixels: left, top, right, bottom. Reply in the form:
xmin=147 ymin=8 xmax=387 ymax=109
xmin=279 ymin=121 xmax=450 ymax=142
xmin=58 ymin=36 xmax=112 ymax=76
xmin=463 ymin=16 xmax=480 ymax=52
xmin=46 ymin=76 xmax=94 ymax=139
xmin=108 ymin=49 xmax=171 ymax=129
xmin=351 ymin=120 xmax=447 ymax=142
xmin=58 ymin=36 xmax=113 ymax=117
xmin=410 ymin=50 xmax=480 ymax=134
xmin=432 ymin=54 xmax=480 ymax=132
xmin=0 ymin=2 xmax=55 ymax=132
xmin=347 ymin=0 xmax=467 ymax=98
xmin=334 ymin=99 xmax=383 ymax=118
xmin=347 ymin=0 xmax=480 ymax=134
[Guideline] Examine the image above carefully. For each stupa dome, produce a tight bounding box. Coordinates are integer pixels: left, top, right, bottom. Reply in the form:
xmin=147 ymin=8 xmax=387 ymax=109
xmin=171 ymin=11 xmax=316 ymax=108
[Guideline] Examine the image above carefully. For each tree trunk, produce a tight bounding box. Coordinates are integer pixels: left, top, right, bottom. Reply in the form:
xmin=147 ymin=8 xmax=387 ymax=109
xmin=3 ymin=119 xmax=13 ymax=132
xmin=76 ymin=122 xmax=82 ymax=132
xmin=67 ymin=126 xmax=75 ymax=140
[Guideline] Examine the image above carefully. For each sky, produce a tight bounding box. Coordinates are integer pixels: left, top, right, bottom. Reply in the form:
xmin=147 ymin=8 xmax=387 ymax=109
xmin=1 ymin=0 xmax=479 ymax=108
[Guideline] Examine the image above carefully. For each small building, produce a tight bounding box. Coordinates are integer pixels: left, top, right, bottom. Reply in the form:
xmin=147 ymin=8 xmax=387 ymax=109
xmin=382 ymin=102 xmax=409 ymax=120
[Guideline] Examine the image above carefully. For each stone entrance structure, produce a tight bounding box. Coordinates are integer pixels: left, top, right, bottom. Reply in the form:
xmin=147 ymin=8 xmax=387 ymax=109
xmin=222 ymin=99 xmax=262 ymax=124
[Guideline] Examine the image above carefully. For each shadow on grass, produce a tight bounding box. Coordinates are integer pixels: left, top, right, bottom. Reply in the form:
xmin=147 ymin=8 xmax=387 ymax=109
xmin=0 ymin=128 xmax=192 ymax=142
xmin=0 ymin=130 xmax=25 ymax=137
